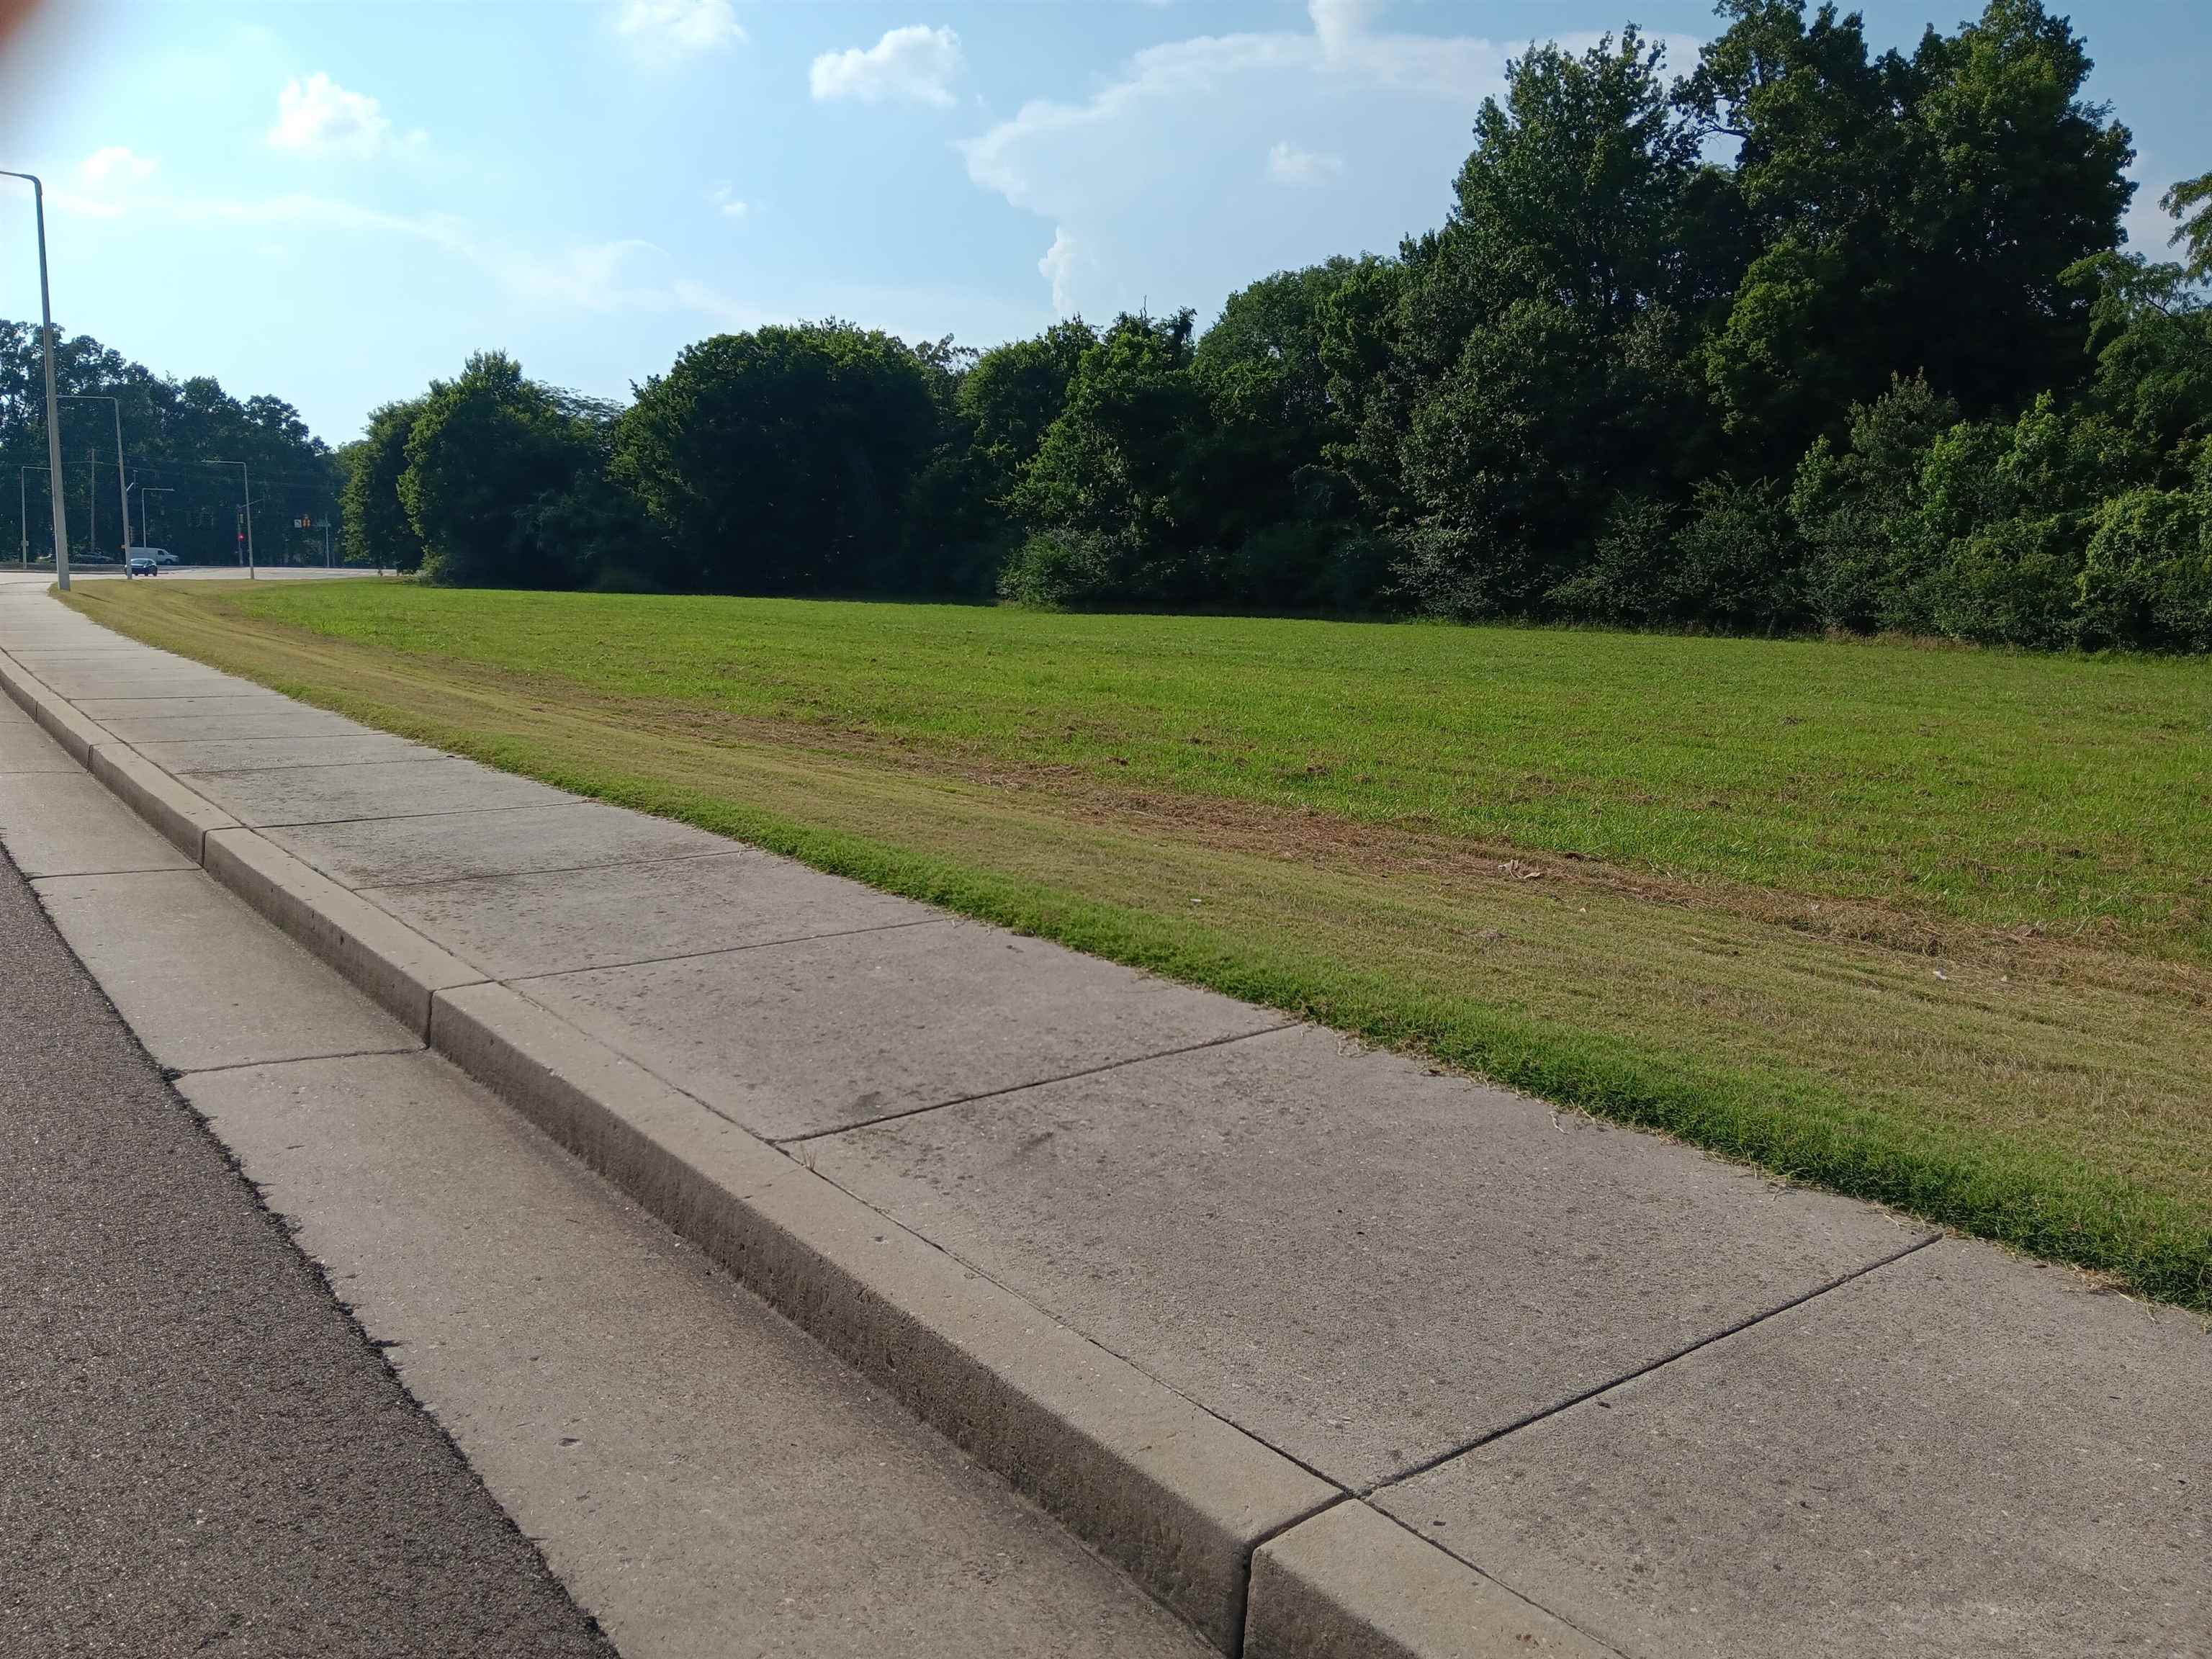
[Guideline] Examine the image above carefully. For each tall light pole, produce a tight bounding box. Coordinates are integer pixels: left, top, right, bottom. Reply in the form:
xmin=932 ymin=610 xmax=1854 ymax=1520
xmin=60 ymin=395 xmax=133 ymax=577
xmin=1 ymin=170 xmax=72 ymax=590
xmin=210 ymin=459 xmax=254 ymax=577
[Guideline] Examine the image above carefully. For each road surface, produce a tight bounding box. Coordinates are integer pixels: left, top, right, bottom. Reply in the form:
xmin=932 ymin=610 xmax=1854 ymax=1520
xmin=0 ymin=844 xmax=614 ymax=1658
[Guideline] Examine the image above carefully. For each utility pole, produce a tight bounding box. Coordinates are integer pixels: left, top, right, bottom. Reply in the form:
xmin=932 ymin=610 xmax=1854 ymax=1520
xmin=0 ymin=169 xmax=72 ymax=590
xmin=87 ymin=446 xmax=94 ymax=559
xmin=17 ymin=465 xmax=24 ymax=565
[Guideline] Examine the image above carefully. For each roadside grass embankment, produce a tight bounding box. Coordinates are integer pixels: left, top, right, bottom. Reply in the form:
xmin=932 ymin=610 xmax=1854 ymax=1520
xmin=63 ymin=580 xmax=2212 ymax=1311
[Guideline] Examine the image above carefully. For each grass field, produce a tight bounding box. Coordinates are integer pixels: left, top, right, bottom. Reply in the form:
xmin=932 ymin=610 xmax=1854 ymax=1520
xmin=65 ymin=579 xmax=2212 ymax=1310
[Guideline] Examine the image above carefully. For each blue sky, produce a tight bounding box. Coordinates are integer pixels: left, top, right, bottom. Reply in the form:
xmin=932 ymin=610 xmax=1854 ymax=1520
xmin=1 ymin=0 xmax=2206 ymax=446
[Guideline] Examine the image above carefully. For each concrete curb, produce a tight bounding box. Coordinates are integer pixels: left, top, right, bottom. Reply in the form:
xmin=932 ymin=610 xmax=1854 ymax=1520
xmin=0 ymin=628 xmax=1379 ymax=1653
xmin=88 ymin=744 xmax=239 ymax=862
xmin=1245 ymin=1503 xmax=1619 ymax=1659
xmin=202 ymin=827 xmax=485 ymax=1037
xmin=0 ymin=655 xmax=106 ymax=763
xmin=428 ymin=980 xmax=1336 ymax=1650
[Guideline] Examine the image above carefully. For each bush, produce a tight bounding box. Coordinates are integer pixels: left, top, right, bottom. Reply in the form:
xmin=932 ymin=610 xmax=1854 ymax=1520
xmin=2077 ymin=482 xmax=2212 ymax=650
xmin=1390 ymin=521 xmax=1509 ymax=620
xmin=586 ymin=565 xmax=667 ymax=595
xmin=1548 ymin=495 xmax=1676 ymax=623
xmin=997 ymin=528 xmax=1143 ymax=608
xmin=1790 ymin=378 xmax=1961 ymax=632
xmin=1669 ymin=476 xmax=1807 ymax=633
xmin=1228 ymin=520 xmax=1399 ymax=613
xmin=1926 ymin=516 xmax=2083 ymax=648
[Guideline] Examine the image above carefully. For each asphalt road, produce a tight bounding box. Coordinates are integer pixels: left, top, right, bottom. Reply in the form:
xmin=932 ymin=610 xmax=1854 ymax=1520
xmin=0 ymin=848 xmax=615 ymax=1657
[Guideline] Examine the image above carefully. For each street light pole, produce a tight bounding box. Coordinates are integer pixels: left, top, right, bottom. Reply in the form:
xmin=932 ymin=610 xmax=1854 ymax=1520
xmin=1 ymin=170 xmax=73 ymax=591
xmin=210 ymin=459 xmax=254 ymax=577
xmin=60 ymin=395 xmax=134 ymax=578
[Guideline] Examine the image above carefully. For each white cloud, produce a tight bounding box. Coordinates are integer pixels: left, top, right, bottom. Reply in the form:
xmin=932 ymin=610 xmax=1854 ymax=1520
xmin=1267 ymin=140 xmax=1344 ymax=185
xmin=708 ymin=181 xmax=750 ymax=220
xmin=615 ymin=0 xmax=745 ymax=64
xmin=501 ymin=238 xmax=673 ymax=311
xmin=80 ymin=146 xmax=158 ymax=184
xmin=48 ymin=148 xmax=161 ymax=218
xmin=963 ymin=1 xmax=1696 ymax=319
xmin=1309 ymin=0 xmax=1381 ymax=57
xmin=79 ymin=185 xmax=682 ymax=318
xmin=810 ymin=24 xmax=963 ymax=108
xmin=1039 ymin=227 xmax=1079 ymax=315
xmin=269 ymin=73 xmax=399 ymax=157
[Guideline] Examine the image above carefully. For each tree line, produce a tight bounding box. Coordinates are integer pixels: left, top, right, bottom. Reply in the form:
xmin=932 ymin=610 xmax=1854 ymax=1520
xmin=349 ymin=0 xmax=2212 ymax=650
xmin=0 ymin=323 xmax=339 ymax=564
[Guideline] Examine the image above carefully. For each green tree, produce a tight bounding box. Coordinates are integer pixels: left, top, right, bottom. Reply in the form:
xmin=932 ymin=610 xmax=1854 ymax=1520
xmin=1688 ymin=0 xmax=2134 ymax=460
xmin=399 ymin=351 xmax=606 ymax=588
xmin=1012 ymin=312 xmax=1206 ymax=547
xmin=1375 ymin=30 xmax=1723 ymax=614
xmin=339 ymin=399 xmax=426 ymax=572
xmin=958 ymin=320 xmax=1096 ymax=498
xmin=2163 ymin=171 xmax=2212 ymax=283
xmin=614 ymin=322 xmax=940 ymax=594
xmin=1196 ymin=260 xmax=1375 ymax=567
xmin=1442 ymin=29 xmax=1715 ymax=331
xmin=1 ymin=320 xmax=337 ymax=565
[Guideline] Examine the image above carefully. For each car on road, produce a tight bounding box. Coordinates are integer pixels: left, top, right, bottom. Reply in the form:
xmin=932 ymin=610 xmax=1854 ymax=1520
xmin=127 ymin=546 xmax=176 ymax=567
xmin=127 ymin=555 xmax=157 ymax=576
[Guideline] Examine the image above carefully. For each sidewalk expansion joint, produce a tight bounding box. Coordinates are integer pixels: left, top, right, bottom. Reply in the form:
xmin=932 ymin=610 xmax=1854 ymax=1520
xmin=1366 ymin=1503 xmax=1637 ymax=1659
xmin=56 ymin=689 xmax=274 ymax=701
xmin=190 ymin=756 xmax=475 ymax=779
xmin=29 ymin=868 xmax=206 ymax=889
xmin=233 ymin=799 xmax=600 ymax=832
xmin=799 ymin=1139 xmax=1362 ymax=1498
xmin=475 ymin=969 xmax=1349 ymax=1521
xmin=790 ymin=1125 xmax=1363 ymax=1499
xmin=1248 ymin=1492 xmax=1351 ymax=1557
xmin=1357 ymin=1228 xmax=1942 ymax=1500
xmin=349 ymin=845 xmax=752 ymax=892
xmin=502 ymin=917 xmax=945 ymax=983
xmin=774 ymin=1020 xmax=1304 ymax=1147
xmin=174 ymin=1042 xmax=429 ymax=1080
xmin=114 ymin=734 xmax=372 ymax=747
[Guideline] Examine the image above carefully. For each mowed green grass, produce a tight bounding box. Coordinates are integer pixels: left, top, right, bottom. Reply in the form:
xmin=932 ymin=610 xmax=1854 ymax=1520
xmin=67 ymin=579 xmax=2212 ymax=1309
xmin=179 ymin=583 xmax=2212 ymax=956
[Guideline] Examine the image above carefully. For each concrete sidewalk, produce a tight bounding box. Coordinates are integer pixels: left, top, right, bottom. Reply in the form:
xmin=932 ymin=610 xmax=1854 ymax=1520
xmin=2 ymin=577 xmax=2204 ymax=1658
